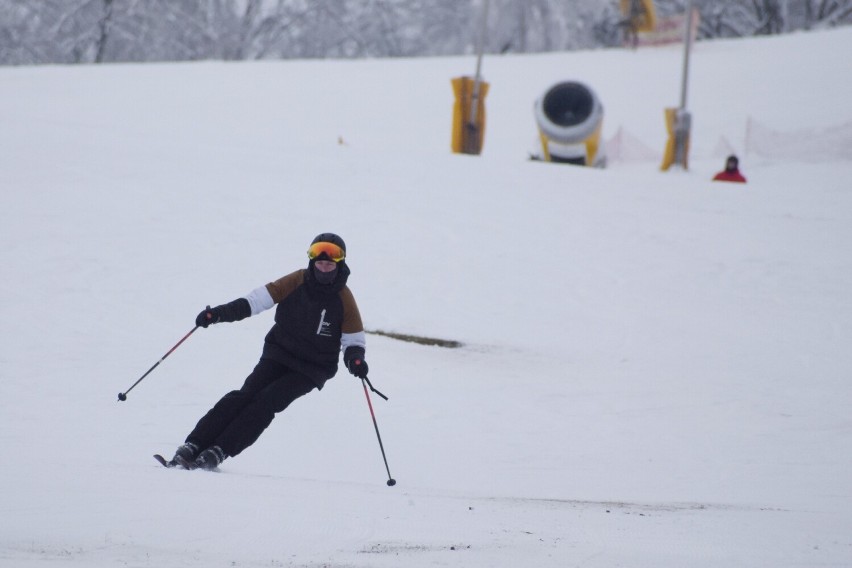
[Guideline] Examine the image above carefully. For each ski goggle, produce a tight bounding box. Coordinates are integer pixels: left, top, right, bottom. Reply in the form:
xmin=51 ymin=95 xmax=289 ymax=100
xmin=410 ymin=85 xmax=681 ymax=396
xmin=307 ymin=241 xmax=345 ymax=262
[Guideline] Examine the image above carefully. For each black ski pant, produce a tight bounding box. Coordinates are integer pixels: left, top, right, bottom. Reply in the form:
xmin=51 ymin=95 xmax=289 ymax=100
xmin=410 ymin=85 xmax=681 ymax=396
xmin=185 ymin=358 xmax=316 ymax=458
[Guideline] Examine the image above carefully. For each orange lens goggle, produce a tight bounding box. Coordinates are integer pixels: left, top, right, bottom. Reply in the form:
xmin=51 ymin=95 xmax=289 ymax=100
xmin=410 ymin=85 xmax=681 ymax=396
xmin=307 ymin=241 xmax=345 ymax=262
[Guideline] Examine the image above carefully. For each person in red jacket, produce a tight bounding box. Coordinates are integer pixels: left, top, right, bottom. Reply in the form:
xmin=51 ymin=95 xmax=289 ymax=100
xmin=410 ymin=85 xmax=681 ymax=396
xmin=713 ymin=155 xmax=747 ymax=183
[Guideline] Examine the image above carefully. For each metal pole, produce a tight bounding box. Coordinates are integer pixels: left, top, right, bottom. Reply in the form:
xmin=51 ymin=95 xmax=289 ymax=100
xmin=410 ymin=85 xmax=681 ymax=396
xmin=674 ymin=0 xmax=695 ymax=168
xmin=117 ymin=326 xmax=199 ymax=401
xmin=361 ymin=378 xmax=396 ymax=486
xmin=468 ymin=0 xmax=490 ymax=129
xmin=679 ymin=0 xmax=695 ymax=109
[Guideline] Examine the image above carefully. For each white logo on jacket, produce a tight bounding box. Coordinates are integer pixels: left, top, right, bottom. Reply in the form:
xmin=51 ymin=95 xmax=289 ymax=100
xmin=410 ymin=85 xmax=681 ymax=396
xmin=316 ymin=309 xmax=332 ymax=337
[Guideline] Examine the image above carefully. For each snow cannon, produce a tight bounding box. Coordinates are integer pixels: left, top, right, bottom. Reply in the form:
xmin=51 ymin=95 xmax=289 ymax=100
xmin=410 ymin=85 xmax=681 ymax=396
xmin=534 ymin=81 xmax=606 ymax=167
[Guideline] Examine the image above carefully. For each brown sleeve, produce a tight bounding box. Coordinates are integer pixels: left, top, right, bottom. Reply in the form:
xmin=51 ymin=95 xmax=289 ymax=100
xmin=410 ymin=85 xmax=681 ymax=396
xmin=339 ymin=286 xmax=364 ymax=334
xmin=265 ymin=270 xmax=305 ymax=304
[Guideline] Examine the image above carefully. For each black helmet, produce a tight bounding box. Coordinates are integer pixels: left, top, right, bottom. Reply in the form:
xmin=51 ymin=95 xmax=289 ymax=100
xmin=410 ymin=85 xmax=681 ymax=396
xmin=311 ymin=233 xmax=346 ymax=254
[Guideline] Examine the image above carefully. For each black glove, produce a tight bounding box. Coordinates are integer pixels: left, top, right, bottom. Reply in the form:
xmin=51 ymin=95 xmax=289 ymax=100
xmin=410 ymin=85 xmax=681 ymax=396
xmin=195 ymin=305 xmax=221 ymax=328
xmin=195 ymin=298 xmax=251 ymax=329
xmin=344 ymin=346 xmax=369 ymax=379
xmin=348 ymin=358 xmax=369 ymax=379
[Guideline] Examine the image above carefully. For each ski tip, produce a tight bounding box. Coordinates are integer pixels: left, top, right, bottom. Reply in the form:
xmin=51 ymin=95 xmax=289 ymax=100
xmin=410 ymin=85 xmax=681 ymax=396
xmin=153 ymin=454 xmax=173 ymax=468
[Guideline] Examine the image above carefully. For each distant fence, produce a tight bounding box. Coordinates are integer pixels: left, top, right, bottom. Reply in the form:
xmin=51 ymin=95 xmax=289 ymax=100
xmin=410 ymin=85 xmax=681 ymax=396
xmin=605 ymin=118 xmax=852 ymax=165
xmin=605 ymin=126 xmax=660 ymax=162
xmin=744 ymin=117 xmax=852 ymax=162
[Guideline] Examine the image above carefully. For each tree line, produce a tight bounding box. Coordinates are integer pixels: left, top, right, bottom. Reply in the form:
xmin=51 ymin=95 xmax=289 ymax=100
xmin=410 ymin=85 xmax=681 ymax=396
xmin=1 ymin=0 xmax=850 ymax=65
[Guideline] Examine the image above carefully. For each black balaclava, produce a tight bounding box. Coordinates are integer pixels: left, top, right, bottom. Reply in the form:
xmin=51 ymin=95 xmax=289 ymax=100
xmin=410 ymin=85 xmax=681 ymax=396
xmin=312 ymin=256 xmax=338 ymax=284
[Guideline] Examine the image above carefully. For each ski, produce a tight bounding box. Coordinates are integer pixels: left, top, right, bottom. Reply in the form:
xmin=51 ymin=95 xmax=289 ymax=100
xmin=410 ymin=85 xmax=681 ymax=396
xmin=153 ymin=454 xmax=175 ymax=468
xmin=154 ymin=452 xmax=213 ymax=471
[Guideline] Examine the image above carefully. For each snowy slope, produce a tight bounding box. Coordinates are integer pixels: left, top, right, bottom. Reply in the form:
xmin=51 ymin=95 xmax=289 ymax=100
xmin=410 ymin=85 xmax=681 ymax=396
xmin=1 ymin=27 xmax=851 ymax=567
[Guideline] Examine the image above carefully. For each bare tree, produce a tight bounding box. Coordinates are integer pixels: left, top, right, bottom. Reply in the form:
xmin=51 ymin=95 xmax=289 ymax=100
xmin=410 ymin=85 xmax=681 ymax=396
xmin=752 ymin=0 xmax=786 ymax=35
xmin=93 ymin=0 xmax=112 ymax=62
xmin=1 ymin=0 xmax=104 ymax=64
xmin=662 ymin=0 xmax=851 ymax=37
xmin=801 ymin=0 xmax=852 ymax=27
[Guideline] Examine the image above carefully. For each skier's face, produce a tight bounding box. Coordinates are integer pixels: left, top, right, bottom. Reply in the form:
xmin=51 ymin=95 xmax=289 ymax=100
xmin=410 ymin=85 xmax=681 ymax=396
xmin=314 ymin=260 xmax=337 ymax=272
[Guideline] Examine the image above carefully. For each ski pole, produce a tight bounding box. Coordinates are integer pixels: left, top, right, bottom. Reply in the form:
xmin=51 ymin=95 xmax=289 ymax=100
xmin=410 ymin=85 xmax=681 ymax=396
xmin=361 ymin=377 xmax=396 ymax=486
xmin=117 ymin=326 xmax=199 ymax=402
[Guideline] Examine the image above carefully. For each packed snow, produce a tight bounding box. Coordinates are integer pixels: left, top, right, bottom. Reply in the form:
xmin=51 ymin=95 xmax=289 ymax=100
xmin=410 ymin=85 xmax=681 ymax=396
xmin=1 ymin=26 xmax=851 ymax=568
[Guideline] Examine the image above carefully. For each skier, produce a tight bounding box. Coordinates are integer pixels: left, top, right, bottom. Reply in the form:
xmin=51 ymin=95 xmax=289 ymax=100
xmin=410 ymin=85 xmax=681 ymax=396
xmin=712 ymin=155 xmax=747 ymax=183
xmin=167 ymin=233 xmax=368 ymax=470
